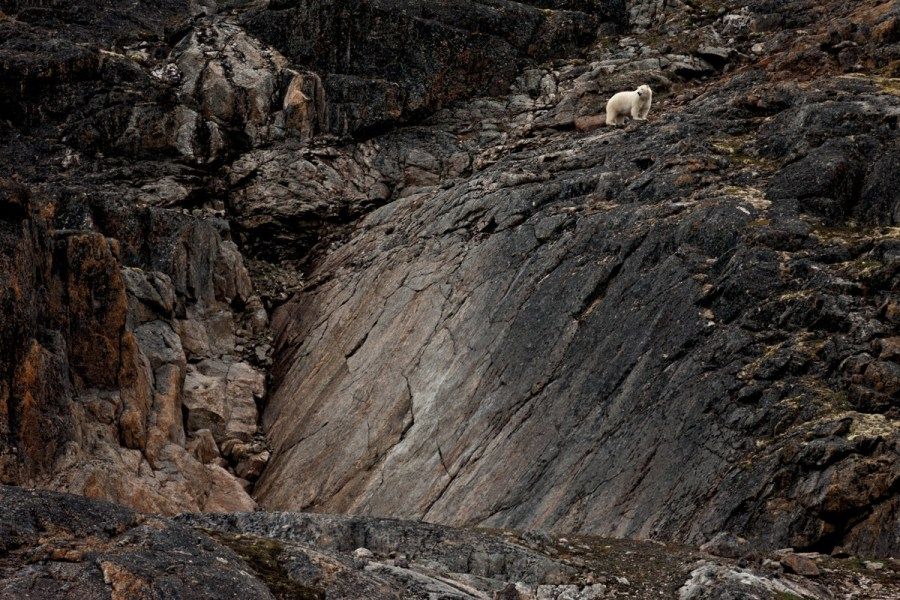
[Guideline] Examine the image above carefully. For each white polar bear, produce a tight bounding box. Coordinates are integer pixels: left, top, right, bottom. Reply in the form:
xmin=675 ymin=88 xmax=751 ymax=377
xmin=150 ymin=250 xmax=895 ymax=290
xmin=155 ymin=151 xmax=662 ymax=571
xmin=605 ymin=84 xmax=653 ymax=125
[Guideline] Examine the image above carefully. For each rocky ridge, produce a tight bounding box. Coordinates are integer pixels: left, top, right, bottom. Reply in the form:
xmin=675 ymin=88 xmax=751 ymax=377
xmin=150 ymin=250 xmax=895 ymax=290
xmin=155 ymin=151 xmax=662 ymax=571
xmin=1 ymin=485 xmax=898 ymax=599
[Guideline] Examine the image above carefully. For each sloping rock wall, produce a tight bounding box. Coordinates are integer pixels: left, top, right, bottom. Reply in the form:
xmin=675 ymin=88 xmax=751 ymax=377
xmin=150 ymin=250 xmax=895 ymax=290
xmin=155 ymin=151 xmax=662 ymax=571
xmin=252 ymin=0 xmax=900 ymax=557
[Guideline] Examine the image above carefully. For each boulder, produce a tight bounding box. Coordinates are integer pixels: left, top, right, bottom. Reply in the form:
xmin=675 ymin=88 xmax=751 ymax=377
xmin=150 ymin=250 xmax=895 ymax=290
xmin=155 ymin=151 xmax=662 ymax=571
xmin=182 ymin=359 xmax=264 ymax=443
xmin=699 ymin=532 xmax=751 ymax=559
xmin=187 ymin=429 xmax=220 ymax=465
xmin=779 ymin=553 xmax=821 ymax=577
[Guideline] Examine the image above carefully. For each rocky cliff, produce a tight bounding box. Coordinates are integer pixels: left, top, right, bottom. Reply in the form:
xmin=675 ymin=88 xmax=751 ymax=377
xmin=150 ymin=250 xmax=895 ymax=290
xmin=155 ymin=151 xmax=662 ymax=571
xmin=252 ymin=0 xmax=900 ymax=558
xmin=0 ymin=0 xmax=898 ymax=592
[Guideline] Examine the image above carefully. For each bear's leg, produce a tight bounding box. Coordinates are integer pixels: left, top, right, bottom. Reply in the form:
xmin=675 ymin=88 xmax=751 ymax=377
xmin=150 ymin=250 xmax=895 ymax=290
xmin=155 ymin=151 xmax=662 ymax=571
xmin=606 ymin=108 xmax=618 ymax=126
xmin=631 ymin=105 xmax=646 ymax=121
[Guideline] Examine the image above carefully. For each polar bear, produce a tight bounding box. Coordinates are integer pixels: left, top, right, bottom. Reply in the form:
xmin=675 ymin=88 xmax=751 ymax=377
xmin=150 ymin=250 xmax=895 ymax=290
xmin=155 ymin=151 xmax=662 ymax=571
xmin=605 ymin=85 xmax=652 ymax=126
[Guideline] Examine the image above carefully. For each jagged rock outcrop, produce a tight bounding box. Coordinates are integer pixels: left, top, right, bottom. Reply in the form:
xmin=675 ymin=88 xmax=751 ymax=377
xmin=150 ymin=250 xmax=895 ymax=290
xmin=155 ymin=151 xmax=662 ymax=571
xmin=0 ymin=0 xmax=273 ymax=512
xmin=239 ymin=0 xmax=627 ymax=136
xmin=0 ymin=486 xmax=276 ymax=599
xmin=3 ymin=486 xmax=897 ymax=599
xmin=0 ymin=179 xmax=268 ymax=512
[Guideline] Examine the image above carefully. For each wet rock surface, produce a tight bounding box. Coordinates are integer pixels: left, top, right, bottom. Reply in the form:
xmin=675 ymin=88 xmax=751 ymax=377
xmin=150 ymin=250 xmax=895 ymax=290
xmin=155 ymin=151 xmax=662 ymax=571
xmin=0 ymin=1 xmax=898 ymax=596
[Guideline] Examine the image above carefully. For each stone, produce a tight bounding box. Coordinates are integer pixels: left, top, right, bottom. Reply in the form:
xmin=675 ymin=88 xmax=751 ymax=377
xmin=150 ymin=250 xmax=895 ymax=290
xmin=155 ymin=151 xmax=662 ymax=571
xmin=187 ymin=429 xmax=220 ymax=464
xmin=353 ymin=547 xmax=375 ymax=559
xmin=177 ymin=318 xmax=212 ymax=359
xmin=722 ymin=14 xmax=752 ymax=32
xmin=678 ymin=563 xmax=823 ymax=600
xmin=117 ymin=332 xmax=154 ymax=451
xmin=699 ymin=532 xmax=751 ymax=558
xmin=392 ymin=553 xmax=409 ymax=568
xmin=0 ymin=485 xmax=272 ymax=599
xmin=175 ymin=20 xmax=298 ymax=147
xmin=123 ymin=267 xmax=176 ymax=325
xmin=61 ymin=233 xmax=129 ymax=389
xmin=134 ymin=321 xmax=186 ymax=373
xmin=146 ymin=363 xmax=188 ymax=456
xmin=696 ymin=45 xmax=734 ymax=68
xmin=201 ymin=465 xmax=258 ymax=513
xmin=235 ymin=450 xmax=270 ymax=480
xmin=494 ymin=582 xmax=521 ymax=599
xmin=766 ymin=139 xmax=864 ymax=221
xmin=780 ymin=553 xmax=820 ymax=577
xmin=182 ymin=359 xmax=264 ymax=443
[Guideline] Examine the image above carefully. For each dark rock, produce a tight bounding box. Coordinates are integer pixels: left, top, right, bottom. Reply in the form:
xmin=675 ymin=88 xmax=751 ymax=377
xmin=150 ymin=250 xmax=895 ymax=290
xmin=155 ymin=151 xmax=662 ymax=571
xmin=696 ymin=45 xmax=735 ymax=68
xmin=830 ymin=546 xmax=850 ymax=558
xmin=767 ymin=139 xmax=865 ymax=222
xmin=0 ymin=485 xmax=274 ymax=600
xmin=240 ymin=0 xmax=626 ymax=134
xmin=858 ymin=146 xmax=900 ymax=225
xmin=494 ymin=582 xmax=521 ymax=599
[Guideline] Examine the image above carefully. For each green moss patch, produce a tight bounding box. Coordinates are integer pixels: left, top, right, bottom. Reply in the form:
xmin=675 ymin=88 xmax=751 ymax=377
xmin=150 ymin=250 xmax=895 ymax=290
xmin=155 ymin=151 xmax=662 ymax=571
xmin=204 ymin=530 xmax=326 ymax=600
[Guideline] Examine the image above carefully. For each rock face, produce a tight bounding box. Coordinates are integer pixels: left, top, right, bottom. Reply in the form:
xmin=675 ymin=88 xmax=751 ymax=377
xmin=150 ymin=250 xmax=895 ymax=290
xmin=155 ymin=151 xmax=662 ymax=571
xmin=239 ymin=0 xmax=626 ymax=136
xmin=0 ymin=177 xmax=264 ymax=512
xmin=251 ymin=0 xmax=900 ymax=558
xmin=0 ymin=0 xmax=627 ymax=516
xmin=0 ymin=0 xmax=272 ymax=512
xmin=1 ymin=0 xmax=899 ymax=572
